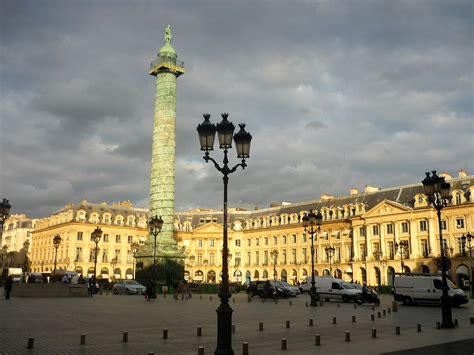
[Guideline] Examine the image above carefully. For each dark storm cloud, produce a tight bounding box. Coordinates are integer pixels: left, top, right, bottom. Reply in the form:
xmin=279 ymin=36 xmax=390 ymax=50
xmin=1 ymin=0 xmax=472 ymax=217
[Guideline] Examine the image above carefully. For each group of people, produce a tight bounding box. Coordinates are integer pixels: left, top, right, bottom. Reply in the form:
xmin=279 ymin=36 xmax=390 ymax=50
xmin=174 ymin=279 xmax=190 ymax=300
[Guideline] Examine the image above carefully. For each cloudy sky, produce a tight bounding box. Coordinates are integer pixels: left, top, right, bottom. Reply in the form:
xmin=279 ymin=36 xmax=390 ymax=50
xmin=1 ymin=0 xmax=473 ymax=218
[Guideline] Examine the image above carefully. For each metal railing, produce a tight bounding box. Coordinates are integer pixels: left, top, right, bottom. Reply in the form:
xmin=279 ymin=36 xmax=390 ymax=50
xmin=150 ymin=56 xmax=184 ymax=72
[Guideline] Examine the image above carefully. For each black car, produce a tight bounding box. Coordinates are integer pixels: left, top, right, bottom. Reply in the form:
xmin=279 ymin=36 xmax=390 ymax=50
xmin=246 ymin=280 xmax=292 ymax=298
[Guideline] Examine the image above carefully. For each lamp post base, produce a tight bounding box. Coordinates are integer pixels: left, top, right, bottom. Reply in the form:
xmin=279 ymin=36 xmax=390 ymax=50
xmin=214 ymin=294 xmax=234 ymax=355
xmin=440 ymin=294 xmax=454 ymax=328
xmin=310 ymin=288 xmax=318 ymax=307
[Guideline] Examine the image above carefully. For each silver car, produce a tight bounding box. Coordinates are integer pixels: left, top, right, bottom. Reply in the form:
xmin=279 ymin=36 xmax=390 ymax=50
xmin=113 ymin=280 xmax=146 ymax=295
xmin=276 ymin=281 xmax=300 ymax=297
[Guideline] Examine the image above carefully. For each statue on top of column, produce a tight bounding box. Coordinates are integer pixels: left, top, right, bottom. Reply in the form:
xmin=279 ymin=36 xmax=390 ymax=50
xmin=165 ymin=25 xmax=172 ymax=43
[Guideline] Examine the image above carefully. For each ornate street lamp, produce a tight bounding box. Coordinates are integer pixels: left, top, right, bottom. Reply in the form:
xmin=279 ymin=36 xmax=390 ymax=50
xmin=325 ymin=245 xmax=336 ymax=275
xmin=52 ymin=234 xmax=62 ymax=275
xmin=0 ymin=198 xmax=12 ymax=226
xmin=302 ymin=210 xmax=323 ymax=307
xmin=197 ymin=113 xmax=252 ymax=355
xmin=148 ymin=215 xmax=164 ymax=298
xmin=270 ymin=249 xmax=279 ymax=281
xmin=91 ymin=226 xmax=102 ymax=278
xmin=130 ymin=241 xmax=140 ymax=280
xmin=422 ymin=170 xmax=454 ymax=328
xmin=461 ymin=232 xmax=473 ymax=298
xmin=394 ymin=240 xmax=409 ymax=273
xmin=1 ymin=244 xmax=8 ymax=269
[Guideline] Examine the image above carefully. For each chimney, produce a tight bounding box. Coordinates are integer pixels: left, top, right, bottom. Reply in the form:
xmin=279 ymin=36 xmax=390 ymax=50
xmin=350 ymin=188 xmax=359 ymax=196
xmin=458 ymin=169 xmax=467 ymax=178
xmin=439 ymin=172 xmax=452 ymax=180
xmin=270 ymin=202 xmax=280 ymax=208
xmin=320 ymin=194 xmax=334 ymax=201
xmin=364 ymin=185 xmax=379 ymax=193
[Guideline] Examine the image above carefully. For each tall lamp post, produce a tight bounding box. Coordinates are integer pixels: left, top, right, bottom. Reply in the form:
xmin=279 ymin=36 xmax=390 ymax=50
xmin=325 ymin=245 xmax=336 ymax=276
xmin=422 ymin=170 xmax=454 ymax=328
xmin=91 ymin=227 xmax=102 ymax=279
xmin=0 ymin=199 xmax=12 ymax=249
xmin=52 ymin=234 xmax=62 ymax=275
xmin=197 ymin=113 xmax=252 ymax=355
xmin=394 ymin=240 xmax=408 ymax=273
xmin=302 ymin=210 xmax=323 ymax=307
xmin=148 ymin=215 xmax=164 ymax=298
xmin=461 ymin=232 xmax=473 ymax=298
xmin=130 ymin=241 xmax=140 ymax=280
xmin=270 ymin=249 xmax=279 ymax=281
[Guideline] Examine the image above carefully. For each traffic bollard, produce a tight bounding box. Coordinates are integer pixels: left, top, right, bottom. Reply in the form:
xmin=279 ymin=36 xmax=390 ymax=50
xmin=286 ymin=320 xmax=290 ymax=328
xmin=27 ymin=338 xmax=34 ymax=349
xmin=197 ymin=326 xmax=202 ymax=336
xmin=315 ymin=334 xmax=321 ymax=346
xmin=436 ymin=321 xmax=441 ymax=329
xmin=305 ymin=302 xmax=308 ymax=307
xmin=345 ymin=331 xmax=351 ymax=342
xmin=337 ymin=303 xmax=340 ymax=308
xmin=377 ymin=311 xmax=381 ymax=318
xmin=372 ymin=328 xmax=377 ymax=338
xmin=163 ymin=329 xmax=168 ymax=339
xmin=333 ymin=317 xmax=337 ymax=324
xmin=309 ymin=319 xmax=314 ymax=327
xmin=123 ymin=331 xmax=128 ymax=342
xmin=198 ymin=346 xmax=204 ymax=355
xmin=417 ymin=324 xmax=421 ymax=332
xmin=372 ymin=305 xmax=375 ymax=311
xmin=454 ymin=319 xmax=458 ymax=327
xmin=353 ymin=304 xmax=357 ymax=309
xmin=243 ymin=342 xmax=249 ymax=355
xmin=232 ymin=324 xmax=236 ymax=333
xmin=281 ymin=338 xmax=287 ymax=350
xmin=388 ymin=308 xmax=391 ymax=314
xmin=470 ymin=317 xmax=474 ymax=325
xmin=392 ymin=301 xmax=398 ymax=312
xmin=80 ymin=334 xmax=86 ymax=345
xmin=371 ymin=314 xmax=375 ymax=321
xmin=259 ymin=322 xmax=264 ymax=331
xmin=395 ymin=326 xmax=400 ymax=335
xmin=352 ymin=315 xmax=356 ymax=323
xmin=383 ymin=310 xmax=386 ymax=316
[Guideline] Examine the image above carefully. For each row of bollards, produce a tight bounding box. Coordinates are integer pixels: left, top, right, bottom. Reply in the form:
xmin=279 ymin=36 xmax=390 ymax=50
xmin=25 ymin=316 xmax=474 ymax=351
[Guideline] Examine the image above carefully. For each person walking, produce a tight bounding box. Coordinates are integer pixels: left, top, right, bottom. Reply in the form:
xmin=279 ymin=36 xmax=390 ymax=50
xmin=88 ymin=277 xmax=95 ymax=297
xmin=145 ymin=282 xmax=153 ymax=301
xmin=4 ymin=275 xmax=13 ymax=300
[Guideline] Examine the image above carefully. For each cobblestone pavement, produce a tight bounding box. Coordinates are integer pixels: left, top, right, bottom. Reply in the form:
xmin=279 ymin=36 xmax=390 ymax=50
xmin=0 ymin=291 xmax=473 ymax=354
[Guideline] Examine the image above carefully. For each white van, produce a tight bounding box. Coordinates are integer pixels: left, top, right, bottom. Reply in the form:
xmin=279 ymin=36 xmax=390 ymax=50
xmin=301 ymin=276 xmax=361 ymax=302
xmin=393 ymin=274 xmax=468 ymax=306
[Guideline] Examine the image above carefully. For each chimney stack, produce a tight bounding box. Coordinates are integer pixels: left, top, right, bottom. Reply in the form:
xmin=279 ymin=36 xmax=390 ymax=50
xmin=350 ymin=188 xmax=359 ymax=196
xmin=459 ymin=169 xmax=467 ymax=178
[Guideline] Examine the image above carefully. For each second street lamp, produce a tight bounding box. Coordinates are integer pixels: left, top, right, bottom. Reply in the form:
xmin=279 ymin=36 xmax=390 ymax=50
xmin=422 ymin=170 xmax=454 ymax=328
xmin=130 ymin=241 xmax=140 ymax=280
xmin=148 ymin=215 xmax=164 ymax=298
xmin=302 ymin=210 xmax=323 ymax=307
xmin=461 ymin=232 xmax=473 ymax=298
xmin=197 ymin=113 xmax=252 ymax=355
xmin=325 ymin=245 xmax=336 ymax=276
xmin=91 ymin=227 xmax=102 ymax=279
xmin=53 ymin=234 xmax=62 ymax=275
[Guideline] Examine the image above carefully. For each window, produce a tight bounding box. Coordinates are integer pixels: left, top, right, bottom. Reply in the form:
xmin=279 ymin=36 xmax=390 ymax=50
xmin=264 ymin=250 xmax=269 ymax=264
xmin=419 ymin=220 xmax=427 ymax=232
xmin=292 ymin=248 xmax=297 ymax=264
xmin=292 ymin=234 xmax=297 ymax=243
xmin=247 ymin=239 xmax=251 ymax=247
xmin=89 ymin=249 xmax=96 ymax=262
xmin=255 ymin=238 xmax=259 ymax=246
xmin=103 ymin=234 xmax=109 ymax=242
xmin=116 ymin=235 xmax=121 ymax=243
xmin=302 ymin=248 xmax=307 ymax=263
xmin=360 ymin=244 xmax=366 ymax=261
xmin=302 ymin=233 xmax=307 ymax=243
xmin=421 ymin=240 xmax=428 ymax=258
xmin=456 ymin=218 xmax=464 ymax=229
xmin=264 ymin=237 xmax=268 ymax=245
xmin=440 ymin=220 xmax=447 ymax=230
xmin=102 ymin=249 xmax=108 ymax=262
xmin=75 ymin=247 xmax=82 ymax=261
xmin=372 ymin=225 xmax=379 ymax=236
xmin=235 ymin=239 xmax=241 ymax=247
xmin=198 ymin=239 xmax=203 ymax=247
xmin=401 ymin=222 xmax=409 ymax=233
xmin=282 ymin=236 xmax=287 ymax=244
xmin=282 ymin=250 xmax=287 ymax=264
xmin=210 ymin=239 xmax=215 ymax=247
xmin=273 ymin=236 xmax=278 ymax=245
xmin=386 ymin=224 xmax=393 ymax=235
xmin=433 ymin=279 xmax=443 ymax=289
xmin=197 ymin=253 xmax=203 ymax=265
xmin=77 ymin=232 xmax=83 ymax=241
xmin=247 ymin=251 xmax=251 ymax=265
xmin=209 ymin=253 xmax=215 ymax=265
xmin=115 ymin=249 xmax=121 ymax=262
xmin=455 ymin=192 xmax=462 ymax=205
xmin=127 ymin=235 xmax=133 ymax=244
xmin=255 ymin=251 xmax=259 ymax=265
xmin=360 ymin=226 xmax=366 ymax=237
xmin=346 ymin=245 xmax=352 ymax=261
xmin=332 ymin=282 xmax=341 ymax=290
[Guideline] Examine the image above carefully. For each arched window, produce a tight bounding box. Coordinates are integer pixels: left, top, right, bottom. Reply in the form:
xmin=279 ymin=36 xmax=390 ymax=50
xmin=455 ymin=192 xmax=462 ymax=205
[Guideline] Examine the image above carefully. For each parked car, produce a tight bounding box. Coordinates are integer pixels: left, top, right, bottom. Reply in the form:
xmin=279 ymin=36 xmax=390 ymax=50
xmin=300 ymin=276 xmax=361 ymax=302
xmin=113 ymin=280 xmax=146 ymax=295
xmin=275 ymin=281 xmax=300 ymax=297
xmin=393 ymin=274 xmax=468 ymax=306
xmin=246 ymin=281 xmax=265 ymax=297
xmin=246 ymin=280 xmax=292 ymax=298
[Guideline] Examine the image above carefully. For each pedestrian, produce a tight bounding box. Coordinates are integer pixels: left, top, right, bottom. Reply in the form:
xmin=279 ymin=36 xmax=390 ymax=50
xmin=88 ymin=277 xmax=95 ymax=297
xmin=173 ymin=279 xmax=179 ymax=300
xmin=182 ymin=279 xmax=189 ymax=300
xmin=145 ymin=282 xmax=153 ymax=301
xmin=4 ymin=275 xmax=13 ymax=300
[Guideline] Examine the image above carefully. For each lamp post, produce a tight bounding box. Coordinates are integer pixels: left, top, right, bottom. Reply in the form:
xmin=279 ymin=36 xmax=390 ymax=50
xmin=148 ymin=215 xmax=164 ymax=298
xmin=197 ymin=113 xmax=252 ymax=355
xmin=130 ymin=241 xmax=140 ymax=280
xmin=270 ymin=249 xmax=279 ymax=281
xmin=52 ymin=234 xmax=62 ymax=275
xmin=1 ymin=244 xmax=7 ymax=269
xmin=91 ymin=227 xmax=102 ymax=278
xmin=422 ymin=170 xmax=454 ymax=328
xmin=302 ymin=210 xmax=323 ymax=307
xmin=0 ymin=199 xmax=12 ymax=251
xmin=394 ymin=240 xmax=408 ymax=273
xmin=325 ymin=245 xmax=336 ymax=276
xmin=461 ymin=232 xmax=473 ymax=298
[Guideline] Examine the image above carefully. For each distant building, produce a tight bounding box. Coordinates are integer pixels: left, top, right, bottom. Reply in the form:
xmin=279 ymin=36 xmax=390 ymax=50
xmin=30 ymin=200 xmax=148 ymax=279
xmin=1 ymin=214 xmax=36 ymax=253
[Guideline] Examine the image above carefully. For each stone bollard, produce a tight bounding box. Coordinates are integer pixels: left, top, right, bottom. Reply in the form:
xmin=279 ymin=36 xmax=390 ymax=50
xmin=372 ymin=328 xmax=377 ymax=338
xmin=470 ymin=317 xmax=474 ymax=325
xmin=372 ymin=305 xmax=375 ymax=311
xmin=80 ymin=334 xmax=86 ymax=345
xmin=232 ymin=324 xmax=236 ymax=333
xmin=123 ymin=331 xmax=128 ymax=342
xmin=345 ymin=331 xmax=351 ymax=342
xmin=163 ymin=293 xmax=166 ymax=298
xmin=198 ymin=346 xmax=204 ymax=355
xmin=388 ymin=308 xmax=391 ymax=314
xmin=163 ymin=329 xmax=168 ymax=339
xmin=247 ymin=294 xmax=252 ymax=302
xmin=148 ymin=352 xmax=154 ymax=355
xmin=305 ymin=302 xmax=308 ymax=307
xmin=436 ymin=321 xmax=441 ymax=329
xmin=309 ymin=319 xmax=314 ymax=327
xmin=395 ymin=326 xmax=400 ymax=335
xmin=417 ymin=324 xmax=421 ymax=332
xmin=27 ymin=337 xmax=34 ymax=349
xmin=200 ymin=295 xmax=202 ymax=300
xmin=352 ymin=315 xmax=356 ymax=323
xmin=259 ymin=322 xmax=264 ymax=331
xmin=210 ymin=295 xmax=212 ymax=300
xmin=454 ymin=319 xmax=458 ymax=327
xmin=392 ymin=301 xmax=398 ymax=312
xmin=319 ymin=301 xmax=324 ymax=307
xmin=243 ymin=342 xmax=249 ymax=355
xmin=315 ymin=334 xmax=321 ymax=346
xmin=197 ymin=326 xmax=202 ymax=336
xmin=286 ymin=320 xmax=290 ymax=328
xmin=383 ymin=310 xmax=386 ymax=316
xmin=333 ymin=317 xmax=337 ymax=324
xmin=371 ymin=314 xmax=375 ymax=321
xmin=337 ymin=303 xmax=340 ymax=308
xmin=281 ymin=338 xmax=287 ymax=350
xmin=289 ymin=300 xmax=292 ymax=306
xmin=377 ymin=311 xmax=381 ymax=318
xmin=353 ymin=304 xmax=357 ymax=309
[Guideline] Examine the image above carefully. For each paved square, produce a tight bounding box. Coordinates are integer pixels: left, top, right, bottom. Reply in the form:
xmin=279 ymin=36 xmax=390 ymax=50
xmin=1 ymin=291 xmax=473 ymax=354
